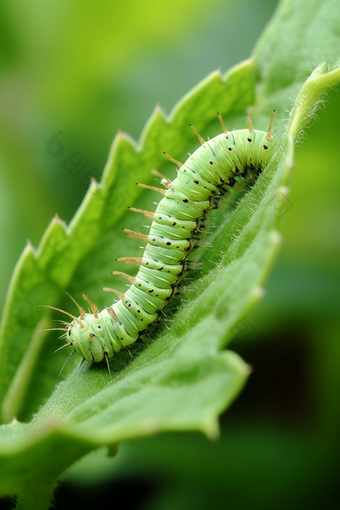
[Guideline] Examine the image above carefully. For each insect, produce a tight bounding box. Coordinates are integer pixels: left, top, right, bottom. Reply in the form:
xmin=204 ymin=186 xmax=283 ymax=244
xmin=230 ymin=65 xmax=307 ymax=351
xmin=42 ymin=111 xmax=277 ymax=375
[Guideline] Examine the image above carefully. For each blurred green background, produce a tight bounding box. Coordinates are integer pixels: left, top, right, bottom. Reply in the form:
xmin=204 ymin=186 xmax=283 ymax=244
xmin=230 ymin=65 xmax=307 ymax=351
xmin=1 ymin=0 xmax=340 ymax=509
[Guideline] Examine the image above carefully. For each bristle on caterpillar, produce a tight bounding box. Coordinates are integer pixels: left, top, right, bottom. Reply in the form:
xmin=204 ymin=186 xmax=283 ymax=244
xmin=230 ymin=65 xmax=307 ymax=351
xmin=266 ymin=110 xmax=276 ymax=141
xmin=82 ymin=293 xmax=99 ymax=319
xmin=111 ymin=271 xmax=136 ymax=284
xmin=189 ymin=124 xmax=205 ymax=145
xmin=128 ymin=207 xmax=155 ymax=220
xmin=136 ymin=182 xmax=167 ymax=195
xmin=217 ymin=112 xmax=228 ymax=134
xmin=116 ymin=256 xmax=143 ymax=267
xmin=163 ymin=152 xmax=183 ymax=168
xmin=102 ymin=287 xmax=125 ymax=302
xmin=121 ymin=228 xmax=149 ymax=242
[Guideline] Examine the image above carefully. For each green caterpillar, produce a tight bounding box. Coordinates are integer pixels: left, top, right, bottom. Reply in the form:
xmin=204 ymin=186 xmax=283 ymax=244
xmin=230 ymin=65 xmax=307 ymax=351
xmin=43 ymin=111 xmax=277 ymax=375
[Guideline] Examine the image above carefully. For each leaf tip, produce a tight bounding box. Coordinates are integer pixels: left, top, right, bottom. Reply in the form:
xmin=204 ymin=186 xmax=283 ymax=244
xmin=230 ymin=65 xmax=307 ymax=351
xmin=141 ymin=419 xmax=160 ymax=435
xmin=154 ymin=102 xmax=163 ymax=114
xmin=242 ymin=363 xmax=253 ymax=376
xmin=90 ymin=177 xmax=99 ymax=190
xmin=253 ymin=286 xmax=266 ymax=301
xmin=279 ymin=186 xmax=290 ymax=197
xmin=203 ymin=419 xmax=220 ymax=440
xmin=271 ymin=230 xmax=282 ymax=246
xmin=51 ymin=212 xmax=67 ymax=234
xmin=26 ymin=239 xmax=33 ymax=251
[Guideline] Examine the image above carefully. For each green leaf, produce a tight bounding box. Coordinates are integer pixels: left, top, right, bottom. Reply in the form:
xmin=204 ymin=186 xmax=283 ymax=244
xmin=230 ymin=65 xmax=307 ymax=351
xmin=0 ymin=60 xmax=255 ymax=423
xmin=1 ymin=0 xmax=340 ymax=507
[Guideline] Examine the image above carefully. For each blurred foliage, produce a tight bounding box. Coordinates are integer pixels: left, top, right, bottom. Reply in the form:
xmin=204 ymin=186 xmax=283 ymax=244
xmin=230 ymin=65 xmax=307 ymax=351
xmin=1 ymin=0 xmax=340 ymax=509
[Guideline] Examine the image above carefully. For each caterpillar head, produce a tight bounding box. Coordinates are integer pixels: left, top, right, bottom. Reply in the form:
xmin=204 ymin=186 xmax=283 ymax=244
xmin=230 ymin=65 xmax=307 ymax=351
xmin=43 ymin=292 xmax=114 ymax=375
xmin=66 ymin=313 xmax=109 ymax=363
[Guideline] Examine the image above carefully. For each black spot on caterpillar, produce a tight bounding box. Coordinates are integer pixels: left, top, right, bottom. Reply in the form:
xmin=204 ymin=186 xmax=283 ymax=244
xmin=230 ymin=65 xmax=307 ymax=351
xmin=43 ymin=111 xmax=277 ymax=375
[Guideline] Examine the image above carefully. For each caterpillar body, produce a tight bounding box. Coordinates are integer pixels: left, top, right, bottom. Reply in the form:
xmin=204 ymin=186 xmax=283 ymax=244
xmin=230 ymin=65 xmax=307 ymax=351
xmin=44 ymin=112 xmax=277 ymax=375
